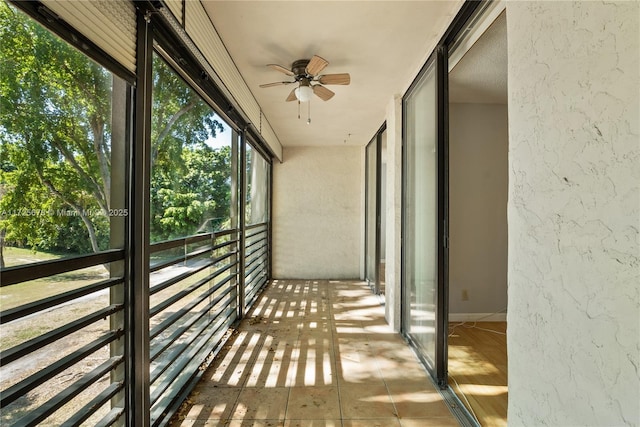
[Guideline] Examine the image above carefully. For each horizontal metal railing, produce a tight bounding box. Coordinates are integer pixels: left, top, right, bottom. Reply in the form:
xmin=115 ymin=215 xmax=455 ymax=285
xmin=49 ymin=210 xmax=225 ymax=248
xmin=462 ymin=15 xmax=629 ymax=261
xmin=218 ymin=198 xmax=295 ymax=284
xmin=1 ymin=304 xmax=123 ymax=366
xmin=0 ymin=249 xmax=124 ymax=287
xmin=0 ymin=224 xmax=271 ymax=427
xmin=0 ymin=250 xmax=126 ymax=427
xmin=148 ymin=229 xmax=241 ymax=427
xmin=244 ymin=222 xmax=269 ymax=309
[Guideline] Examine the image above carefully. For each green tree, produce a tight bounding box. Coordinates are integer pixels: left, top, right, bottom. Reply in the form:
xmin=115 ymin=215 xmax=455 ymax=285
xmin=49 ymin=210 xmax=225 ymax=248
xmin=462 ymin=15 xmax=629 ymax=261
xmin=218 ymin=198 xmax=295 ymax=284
xmin=0 ymin=3 xmax=231 ymax=266
xmin=0 ymin=1 xmax=111 ymax=260
xmin=149 ymin=55 xmax=228 ymax=242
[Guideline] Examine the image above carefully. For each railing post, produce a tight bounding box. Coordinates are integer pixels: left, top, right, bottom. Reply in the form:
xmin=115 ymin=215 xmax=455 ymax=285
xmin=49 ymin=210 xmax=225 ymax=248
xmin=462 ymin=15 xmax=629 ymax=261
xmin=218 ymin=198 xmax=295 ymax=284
xmin=238 ymin=129 xmax=247 ymax=318
xmin=109 ymin=74 xmax=129 ymax=425
xmin=129 ymin=7 xmax=152 ymax=427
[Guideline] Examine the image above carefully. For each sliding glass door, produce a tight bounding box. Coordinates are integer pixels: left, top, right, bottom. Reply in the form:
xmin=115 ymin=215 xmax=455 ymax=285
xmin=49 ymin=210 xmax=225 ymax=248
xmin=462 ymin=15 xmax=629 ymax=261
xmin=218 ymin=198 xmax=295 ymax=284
xmin=365 ymin=125 xmax=387 ymax=295
xmin=365 ymin=136 xmax=378 ymax=291
xmin=402 ymin=48 xmax=448 ymax=386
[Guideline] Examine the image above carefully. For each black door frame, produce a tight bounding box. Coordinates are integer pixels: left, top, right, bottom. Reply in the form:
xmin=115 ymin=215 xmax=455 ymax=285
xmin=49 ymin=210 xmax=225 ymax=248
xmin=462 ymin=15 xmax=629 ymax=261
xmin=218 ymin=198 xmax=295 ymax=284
xmin=365 ymin=122 xmax=387 ymax=296
xmin=400 ymin=0 xmax=482 ymax=388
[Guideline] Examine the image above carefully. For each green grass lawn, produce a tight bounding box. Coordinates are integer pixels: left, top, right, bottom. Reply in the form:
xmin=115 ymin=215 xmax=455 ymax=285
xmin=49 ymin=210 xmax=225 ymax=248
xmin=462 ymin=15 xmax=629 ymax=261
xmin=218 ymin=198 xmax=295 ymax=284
xmin=0 ymin=247 xmax=110 ymax=351
xmin=0 ymin=246 xmax=108 ymax=311
xmin=2 ymin=246 xmax=62 ymax=266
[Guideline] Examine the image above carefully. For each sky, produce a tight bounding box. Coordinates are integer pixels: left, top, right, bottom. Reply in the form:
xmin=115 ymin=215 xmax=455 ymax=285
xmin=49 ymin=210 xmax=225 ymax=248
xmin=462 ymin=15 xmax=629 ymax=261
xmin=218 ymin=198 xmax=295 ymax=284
xmin=206 ymin=119 xmax=233 ymax=149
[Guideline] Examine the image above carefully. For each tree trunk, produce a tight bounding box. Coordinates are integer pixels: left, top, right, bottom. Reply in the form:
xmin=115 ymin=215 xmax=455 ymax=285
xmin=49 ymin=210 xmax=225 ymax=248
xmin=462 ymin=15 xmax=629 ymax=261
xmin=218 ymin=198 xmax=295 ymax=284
xmin=76 ymin=208 xmax=100 ymax=253
xmin=0 ymin=228 xmax=6 ymax=269
xmin=41 ymin=179 xmax=100 ymax=253
xmin=151 ymin=101 xmax=197 ymax=169
xmin=91 ymin=117 xmax=111 ymax=211
xmin=52 ymin=138 xmax=109 ymax=213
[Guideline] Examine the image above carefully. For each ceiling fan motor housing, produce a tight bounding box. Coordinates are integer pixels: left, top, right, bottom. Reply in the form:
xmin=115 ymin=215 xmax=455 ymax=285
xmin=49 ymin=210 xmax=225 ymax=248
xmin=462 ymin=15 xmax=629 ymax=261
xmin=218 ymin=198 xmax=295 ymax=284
xmin=292 ymin=59 xmax=311 ymax=80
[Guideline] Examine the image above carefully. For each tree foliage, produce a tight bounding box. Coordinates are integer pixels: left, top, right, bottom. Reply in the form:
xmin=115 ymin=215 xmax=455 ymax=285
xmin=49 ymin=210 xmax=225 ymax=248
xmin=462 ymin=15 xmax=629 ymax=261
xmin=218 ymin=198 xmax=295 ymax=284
xmin=149 ymin=54 xmax=228 ymax=242
xmin=0 ymin=2 xmax=111 ymax=256
xmin=0 ymin=3 xmax=232 ymax=265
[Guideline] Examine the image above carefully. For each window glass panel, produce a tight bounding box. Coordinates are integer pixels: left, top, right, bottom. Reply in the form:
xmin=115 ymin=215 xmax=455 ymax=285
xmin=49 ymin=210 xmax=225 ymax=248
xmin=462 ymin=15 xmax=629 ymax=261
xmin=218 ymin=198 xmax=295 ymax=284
xmin=0 ymin=3 xmax=127 ymax=425
xmin=379 ymin=129 xmax=387 ymax=295
xmin=365 ymin=138 xmax=377 ymax=288
xmin=148 ymin=52 xmax=240 ymax=424
xmin=150 ymin=53 xmax=233 ymax=242
xmin=0 ymin=1 xmax=126 ymax=267
xmin=403 ymin=60 xmax=438 ymax=365
xmin=245 ymin=144 xmax=269 ymax=225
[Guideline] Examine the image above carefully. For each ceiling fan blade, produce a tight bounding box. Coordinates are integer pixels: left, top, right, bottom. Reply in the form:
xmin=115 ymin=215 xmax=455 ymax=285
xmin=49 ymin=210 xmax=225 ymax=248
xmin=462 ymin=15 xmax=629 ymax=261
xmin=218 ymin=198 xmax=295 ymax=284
xmin=268 ymin=64 xmax=294 ymax=76
xmin=259 ymin=81 xmax=294 ymax=88
xmin=306 ymin=55 xmax=329 ymax=76
xmin=312 ymin=84 xmax=334 ymax=101
xmin=285 ymin=88 xmax=297 ymax=102
xmin=318 ymin=73 xmax=351 ymax=85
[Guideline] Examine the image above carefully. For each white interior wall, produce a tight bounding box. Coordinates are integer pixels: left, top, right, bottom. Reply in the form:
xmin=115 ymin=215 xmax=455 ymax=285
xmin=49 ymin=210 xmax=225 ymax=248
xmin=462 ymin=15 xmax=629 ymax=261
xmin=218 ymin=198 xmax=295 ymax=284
xmin=273 ymin=146 xmax=361 ymax=279
xmin=380 ymin=131 xmax=387 ymax=260
xmin=449 ymin=103 xmax=508 ymax=318
xmin=507 ymin=1 xmax=639 ymax=425
xmin=385 ymin=95 xmax=403 ymax=331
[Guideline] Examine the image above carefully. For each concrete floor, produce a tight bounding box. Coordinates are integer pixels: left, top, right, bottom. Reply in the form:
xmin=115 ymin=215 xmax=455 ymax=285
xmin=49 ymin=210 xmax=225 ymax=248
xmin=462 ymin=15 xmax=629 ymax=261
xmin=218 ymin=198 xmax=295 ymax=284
xmin=171 ymin=279 xmax=459 ymax=427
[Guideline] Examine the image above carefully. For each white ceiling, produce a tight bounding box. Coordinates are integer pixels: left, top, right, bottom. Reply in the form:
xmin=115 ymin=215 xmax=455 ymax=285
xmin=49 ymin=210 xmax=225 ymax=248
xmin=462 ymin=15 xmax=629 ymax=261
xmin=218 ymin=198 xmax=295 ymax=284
xmin=449 ymin=11 xmax=507 ymax=104
xmin=202 ymin=1 xmax=463 ymax=147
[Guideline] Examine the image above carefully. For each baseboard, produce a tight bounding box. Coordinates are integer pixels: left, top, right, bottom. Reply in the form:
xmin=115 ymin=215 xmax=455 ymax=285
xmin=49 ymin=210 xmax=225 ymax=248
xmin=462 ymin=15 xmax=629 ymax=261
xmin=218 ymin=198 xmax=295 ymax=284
xmin=449 ymin=312 xmax=507 ymax=322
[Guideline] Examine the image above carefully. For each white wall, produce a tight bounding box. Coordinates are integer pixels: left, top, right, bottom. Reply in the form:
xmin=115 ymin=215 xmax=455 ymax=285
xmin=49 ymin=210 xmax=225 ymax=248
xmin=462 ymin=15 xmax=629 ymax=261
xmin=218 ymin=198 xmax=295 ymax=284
xmin=385 ymin=96 xmax=403 ymax=331
xmin=449 ymin=103 xmax=508 ymax=317
xmin=272 ymin=146 xmax=361 ymax=279
xmin=507 ymin=1 xmax=639 ymax=425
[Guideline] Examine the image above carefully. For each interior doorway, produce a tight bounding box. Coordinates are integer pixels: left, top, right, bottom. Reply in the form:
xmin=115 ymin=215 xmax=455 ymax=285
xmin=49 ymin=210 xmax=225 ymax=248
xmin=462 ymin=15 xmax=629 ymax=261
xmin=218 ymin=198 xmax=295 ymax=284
xmin=365 ymin=124 xmax=387 ymax=296
xmin=447 ymin=8 xmax=509 ymax=426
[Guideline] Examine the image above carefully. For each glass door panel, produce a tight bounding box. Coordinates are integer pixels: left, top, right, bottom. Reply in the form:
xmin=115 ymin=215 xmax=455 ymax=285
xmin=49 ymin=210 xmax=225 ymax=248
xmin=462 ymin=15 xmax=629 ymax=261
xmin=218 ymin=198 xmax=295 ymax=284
xmin=379 ymin=129 xmax=387 ymax=295
xmin=365 ymin=137 xmax=378 ymax=290
xmin=403 ymin=57 xmax=439 ymax=371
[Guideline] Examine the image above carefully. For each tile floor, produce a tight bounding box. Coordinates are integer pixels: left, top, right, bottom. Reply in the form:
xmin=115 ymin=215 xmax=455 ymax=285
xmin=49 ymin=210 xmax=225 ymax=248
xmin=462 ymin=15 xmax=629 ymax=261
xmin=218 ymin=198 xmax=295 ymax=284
xmin=171 ymin=280 xmax=459 ymax=427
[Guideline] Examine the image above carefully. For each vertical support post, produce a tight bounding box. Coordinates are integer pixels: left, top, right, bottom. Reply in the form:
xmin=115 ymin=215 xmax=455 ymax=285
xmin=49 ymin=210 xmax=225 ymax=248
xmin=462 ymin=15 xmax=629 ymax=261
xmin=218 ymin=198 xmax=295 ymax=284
xmin=267 ymin=159 xmax=273 ymax=281
xmin=238 ymin=130 xmax=247 ymax=318
xmin=110 ymin=75 xmax=129 ymax=421
xmin=230 ymin=129 xmax=239 ymax=316
xmin=435 ymin=44 xmax=449 ymax=388
xmin=375 ymin=131 xmax=382 ymax=295
xmin=129 ymin=9 xmax=153 ymax=426
xmin=364 ymin=141 xmax=372 ymax=289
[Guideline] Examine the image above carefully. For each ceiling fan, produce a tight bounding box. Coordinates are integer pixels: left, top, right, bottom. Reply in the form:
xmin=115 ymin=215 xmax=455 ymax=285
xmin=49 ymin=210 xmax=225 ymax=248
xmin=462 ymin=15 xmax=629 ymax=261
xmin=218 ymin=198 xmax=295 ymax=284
xmin=259 ymin=55 xmax=350 ymax=102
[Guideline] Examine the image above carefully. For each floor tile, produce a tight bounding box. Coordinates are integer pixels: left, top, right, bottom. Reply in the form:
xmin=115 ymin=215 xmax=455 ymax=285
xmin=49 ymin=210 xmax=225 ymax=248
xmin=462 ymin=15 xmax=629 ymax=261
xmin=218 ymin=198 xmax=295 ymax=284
xmin=204 ymin=361 xmax=252 ymax=388
xmin=342 ymin=419 xmax=401 ymax=427
xmin=384 ymin=378 xmax=440 ymax=396
xmin=252 ymin=336 xmax=296 ymax=363
xmin=231 ymin=388 xmax=289 ymax=420
xmin=283 ymin=420 xmax=341 ymax=427
xmin=226 ymin=420 xmax=285 ymax=427
xmin=286 ymin=386 xmax=340 ymax=419
xmin=181 ymin=387 xmax=240 ymax=421
xmin=339 ymin=384 xmax=397 ymax=419
xmin=399 ymin=418 xmax=460 ymax=427
xmin=335 ymin=359 xmax=385 ymax=386
xmin=244 ymin=360 xmax=292 ymax=388
xmin=287 ymin=353 xmax=336 ymax=387
xmin=390 ymin=389 xmax=454 ymax=418
xmin=171 ymin=281 xmax=460 ymax=427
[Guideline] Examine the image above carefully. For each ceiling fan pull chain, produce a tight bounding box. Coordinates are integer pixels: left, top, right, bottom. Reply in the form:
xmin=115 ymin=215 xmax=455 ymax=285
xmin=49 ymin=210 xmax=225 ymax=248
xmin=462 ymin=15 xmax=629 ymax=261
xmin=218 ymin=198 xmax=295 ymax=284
xmin=307 ymin=100 xmax=311 ymax=124
xmin=298 ymin=100 xmax=301 ymax=120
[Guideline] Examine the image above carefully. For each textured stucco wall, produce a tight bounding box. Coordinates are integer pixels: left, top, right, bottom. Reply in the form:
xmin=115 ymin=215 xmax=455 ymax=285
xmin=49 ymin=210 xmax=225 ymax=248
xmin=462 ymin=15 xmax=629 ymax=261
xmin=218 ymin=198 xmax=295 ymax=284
xmin=449 ymin=103 xmax=508 ymax=317
xmin=273 ymin=146 xmax=361 ymax=279
xmin=385 ymin=95 xmax=403 ymax=331
xmin=507 ymin=1 xmax=639 ymax=425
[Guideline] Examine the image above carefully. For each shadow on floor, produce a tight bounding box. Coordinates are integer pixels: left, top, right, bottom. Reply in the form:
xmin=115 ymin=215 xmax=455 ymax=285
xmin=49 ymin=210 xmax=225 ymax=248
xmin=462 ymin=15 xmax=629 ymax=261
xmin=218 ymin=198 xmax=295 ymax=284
xmin=170 ymin=280 xmax=460 ymax=427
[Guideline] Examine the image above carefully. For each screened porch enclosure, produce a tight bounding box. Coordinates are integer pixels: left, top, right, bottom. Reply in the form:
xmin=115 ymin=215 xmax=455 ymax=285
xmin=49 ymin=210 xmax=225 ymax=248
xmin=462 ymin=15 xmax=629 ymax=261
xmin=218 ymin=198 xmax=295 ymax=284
xmin=0 ymin=1 xmax=271 ymax=425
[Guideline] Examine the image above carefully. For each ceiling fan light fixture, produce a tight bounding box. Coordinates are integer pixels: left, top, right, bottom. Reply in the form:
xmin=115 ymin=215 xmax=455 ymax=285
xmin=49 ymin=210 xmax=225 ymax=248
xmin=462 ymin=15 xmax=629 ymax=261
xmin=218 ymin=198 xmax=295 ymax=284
xmin=294 ymin=85 xmax=313 ymax=102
